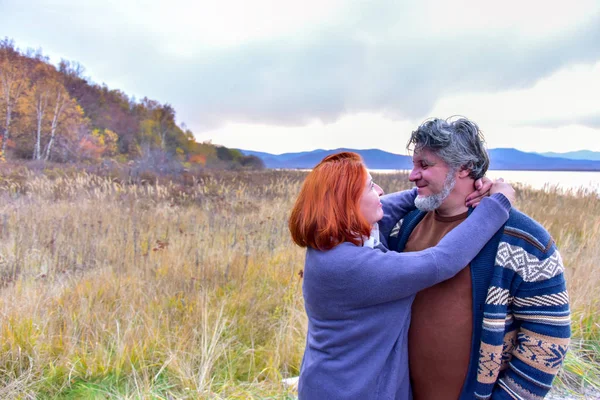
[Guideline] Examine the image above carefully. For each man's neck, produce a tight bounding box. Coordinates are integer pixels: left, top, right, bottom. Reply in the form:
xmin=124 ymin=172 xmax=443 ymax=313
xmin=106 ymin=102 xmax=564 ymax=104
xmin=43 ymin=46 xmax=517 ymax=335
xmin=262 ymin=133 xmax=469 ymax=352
xmin=435 ymin=184 xmax=472 ymax=217
xmin=435 ymin=202 xmax=468 ymax=217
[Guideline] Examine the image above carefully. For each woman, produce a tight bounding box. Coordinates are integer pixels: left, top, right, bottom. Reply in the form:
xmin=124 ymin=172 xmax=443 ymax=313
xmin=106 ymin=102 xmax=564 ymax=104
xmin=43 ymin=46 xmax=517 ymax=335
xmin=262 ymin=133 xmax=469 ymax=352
xmin=289 ymin=152 xmax=514 ymax=400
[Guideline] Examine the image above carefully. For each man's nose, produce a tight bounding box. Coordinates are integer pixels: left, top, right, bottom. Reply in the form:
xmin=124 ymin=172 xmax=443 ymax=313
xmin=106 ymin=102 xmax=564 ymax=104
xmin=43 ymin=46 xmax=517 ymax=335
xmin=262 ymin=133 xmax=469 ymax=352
xmin=409 ymin=169 xmax=420 ymax=182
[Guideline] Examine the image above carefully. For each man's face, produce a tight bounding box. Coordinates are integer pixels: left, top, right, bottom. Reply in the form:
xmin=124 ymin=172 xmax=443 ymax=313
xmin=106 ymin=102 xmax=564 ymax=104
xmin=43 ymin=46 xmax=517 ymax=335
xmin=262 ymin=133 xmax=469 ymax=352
xmin=409 ymin=148 xmax=456 ymax=211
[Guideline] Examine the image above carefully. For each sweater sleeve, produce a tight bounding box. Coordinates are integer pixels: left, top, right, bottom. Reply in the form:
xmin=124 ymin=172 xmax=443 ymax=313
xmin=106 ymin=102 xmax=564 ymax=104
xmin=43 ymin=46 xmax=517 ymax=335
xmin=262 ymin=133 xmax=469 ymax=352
xmin=492 ymin=248 xmax=571 ymax=399
xmin=307 ymin=194 xmax=512 ymax=309
xmin=379 ymin=188 xmax=418 ymax=240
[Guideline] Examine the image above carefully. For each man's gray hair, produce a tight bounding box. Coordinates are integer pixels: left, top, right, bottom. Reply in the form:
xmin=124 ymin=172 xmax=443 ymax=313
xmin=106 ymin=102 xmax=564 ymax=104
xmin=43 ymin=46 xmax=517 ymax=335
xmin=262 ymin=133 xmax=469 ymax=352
xmin=407 ymin=116 xmax=490 ymax=180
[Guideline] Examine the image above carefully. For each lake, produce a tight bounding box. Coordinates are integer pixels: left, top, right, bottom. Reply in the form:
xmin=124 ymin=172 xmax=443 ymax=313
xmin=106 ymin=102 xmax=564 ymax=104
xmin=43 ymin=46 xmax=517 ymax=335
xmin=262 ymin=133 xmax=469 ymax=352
xmin=370 ymin=170 xmax=600 ymax=195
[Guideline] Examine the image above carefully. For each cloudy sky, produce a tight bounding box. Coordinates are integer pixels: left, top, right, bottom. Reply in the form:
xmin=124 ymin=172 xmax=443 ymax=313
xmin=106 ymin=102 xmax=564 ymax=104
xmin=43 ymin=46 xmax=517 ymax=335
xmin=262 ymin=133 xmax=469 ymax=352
xmin=2 ymin=0 xmax=599 ymax=154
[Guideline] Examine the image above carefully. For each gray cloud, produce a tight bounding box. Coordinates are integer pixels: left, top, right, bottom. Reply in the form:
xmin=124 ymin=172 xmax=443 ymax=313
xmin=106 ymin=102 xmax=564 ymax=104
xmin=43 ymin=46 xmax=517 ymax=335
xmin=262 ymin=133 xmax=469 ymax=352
xmin=2 ymin=1 xmax=599 ymax=131
xmin=166 ymin=11 xmax=600 ymax=130
xmin=516 ymin=114 xmax=600 ymax=129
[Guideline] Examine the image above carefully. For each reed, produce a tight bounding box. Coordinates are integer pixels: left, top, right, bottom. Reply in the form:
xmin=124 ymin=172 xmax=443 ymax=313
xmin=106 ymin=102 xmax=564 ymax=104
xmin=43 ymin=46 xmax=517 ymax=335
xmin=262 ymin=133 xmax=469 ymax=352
xmin=0 ymin=168 xmax=597 ymax=398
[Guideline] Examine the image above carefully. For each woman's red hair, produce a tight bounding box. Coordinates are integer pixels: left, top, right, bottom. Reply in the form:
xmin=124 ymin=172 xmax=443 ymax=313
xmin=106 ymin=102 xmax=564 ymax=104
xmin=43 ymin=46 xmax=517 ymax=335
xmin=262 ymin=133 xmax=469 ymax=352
xmin=289 ymin=152 xmax=372 ymax=251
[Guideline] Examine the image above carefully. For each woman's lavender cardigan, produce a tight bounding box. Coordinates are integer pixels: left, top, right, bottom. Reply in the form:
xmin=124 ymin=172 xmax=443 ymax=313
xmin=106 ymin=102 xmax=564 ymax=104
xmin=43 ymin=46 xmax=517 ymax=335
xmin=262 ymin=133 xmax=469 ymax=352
xmin=298 ymin=189 xmax=511 ymax=400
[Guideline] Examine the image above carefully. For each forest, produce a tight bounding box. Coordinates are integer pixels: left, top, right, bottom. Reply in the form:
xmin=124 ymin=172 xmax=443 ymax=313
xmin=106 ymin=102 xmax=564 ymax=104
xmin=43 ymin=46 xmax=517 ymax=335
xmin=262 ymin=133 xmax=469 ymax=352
xmin=0 ymin=38 xmax=262 ymax=169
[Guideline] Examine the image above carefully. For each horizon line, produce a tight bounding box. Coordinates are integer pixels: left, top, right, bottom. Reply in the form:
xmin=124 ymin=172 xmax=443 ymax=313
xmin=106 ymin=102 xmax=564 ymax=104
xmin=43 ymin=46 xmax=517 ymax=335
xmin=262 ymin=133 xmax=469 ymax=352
xmin=235 ymin=147 xmax=598 ymax=157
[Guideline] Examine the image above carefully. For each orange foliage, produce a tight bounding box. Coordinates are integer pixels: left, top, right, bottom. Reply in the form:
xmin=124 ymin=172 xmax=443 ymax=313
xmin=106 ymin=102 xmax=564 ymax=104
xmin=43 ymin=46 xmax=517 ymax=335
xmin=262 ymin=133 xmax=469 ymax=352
xmin=79 ymin=137 xmax=104 ymax=160
xmin=188 ymin=154 xmax=207 ymax=166
xmin=0 ymin=138 xmax=17 ymax=149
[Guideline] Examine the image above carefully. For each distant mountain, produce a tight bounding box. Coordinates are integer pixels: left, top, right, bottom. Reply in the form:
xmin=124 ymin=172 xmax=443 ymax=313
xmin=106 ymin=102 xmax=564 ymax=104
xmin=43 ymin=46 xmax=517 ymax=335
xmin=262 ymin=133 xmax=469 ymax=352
xmin=239 ymin=148 xmax=413 ymax=169
xmin=239 ymin=148 xmax=600 ymax=171
xmin=539 ymin=150 xmax=600 ymax=161
xmin=488 ymin=148 xmax=600 ymax=170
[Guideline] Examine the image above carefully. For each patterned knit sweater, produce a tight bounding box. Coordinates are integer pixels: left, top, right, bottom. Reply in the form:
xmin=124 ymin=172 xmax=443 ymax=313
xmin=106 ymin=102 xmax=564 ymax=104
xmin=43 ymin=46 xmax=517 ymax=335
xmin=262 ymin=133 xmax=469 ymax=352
xmin=388 ymin=208 xmax=571 ymax=400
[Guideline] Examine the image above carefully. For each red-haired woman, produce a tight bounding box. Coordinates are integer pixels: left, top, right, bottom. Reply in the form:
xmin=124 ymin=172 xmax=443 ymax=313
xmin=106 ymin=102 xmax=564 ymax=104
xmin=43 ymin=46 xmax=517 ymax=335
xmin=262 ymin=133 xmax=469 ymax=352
xmin=289 ymin=152 xmax=514 ymax=400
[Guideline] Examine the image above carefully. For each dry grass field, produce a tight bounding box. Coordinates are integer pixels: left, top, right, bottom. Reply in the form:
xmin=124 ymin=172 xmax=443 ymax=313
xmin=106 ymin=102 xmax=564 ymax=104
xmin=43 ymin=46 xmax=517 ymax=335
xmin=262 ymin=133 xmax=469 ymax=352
xmin=0 ymin=167 xmax=598 ymax=399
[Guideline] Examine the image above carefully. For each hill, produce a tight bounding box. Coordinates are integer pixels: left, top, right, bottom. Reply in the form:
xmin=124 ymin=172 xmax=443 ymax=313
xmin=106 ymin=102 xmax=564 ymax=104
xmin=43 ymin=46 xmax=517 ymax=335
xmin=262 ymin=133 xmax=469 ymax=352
xmin=0 ymin=38 xmax=262 ymax=169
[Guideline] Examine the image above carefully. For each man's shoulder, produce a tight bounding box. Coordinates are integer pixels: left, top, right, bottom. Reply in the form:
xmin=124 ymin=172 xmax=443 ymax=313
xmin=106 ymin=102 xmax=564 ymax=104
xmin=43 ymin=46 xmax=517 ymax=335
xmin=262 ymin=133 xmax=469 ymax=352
xmin=503 ymin=209 xmax=555 ymax=255
xmin=496 ymin=209 xmax=565 ymax=284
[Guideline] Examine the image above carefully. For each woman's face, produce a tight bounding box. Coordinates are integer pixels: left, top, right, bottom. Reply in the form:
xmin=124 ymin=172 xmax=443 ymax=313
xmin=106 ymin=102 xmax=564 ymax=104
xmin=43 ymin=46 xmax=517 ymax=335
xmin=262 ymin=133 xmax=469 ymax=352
xmin=359 ymin=172 xmax=384 ymax=225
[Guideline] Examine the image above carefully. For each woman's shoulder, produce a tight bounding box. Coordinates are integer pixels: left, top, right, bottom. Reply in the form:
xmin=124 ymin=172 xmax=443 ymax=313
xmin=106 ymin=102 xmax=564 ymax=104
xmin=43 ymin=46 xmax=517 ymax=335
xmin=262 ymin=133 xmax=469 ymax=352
xmin=307 ymin=242 xmax=365 ymax=257
xmin=306 ymin=243 xmax=374 ymax=271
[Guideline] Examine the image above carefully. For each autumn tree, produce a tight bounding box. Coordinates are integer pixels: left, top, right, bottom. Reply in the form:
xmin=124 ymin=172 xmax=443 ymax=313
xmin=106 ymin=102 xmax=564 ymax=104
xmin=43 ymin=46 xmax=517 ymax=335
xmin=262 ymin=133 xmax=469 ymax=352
xmin=29 ymin=62 xmax=56 ymax=159
xmin=45 ymin=98 xmax=85 ymax=161
xmin=137 ymin=98 xmax=180 ymax=152
xmin=60 ymin=61 xmax=139 ymax=157
xmin=0 ymin=38 xmax=30 ymax=158
xmin=78 ymin=128 xmax=119 ymax=160
xmin=43 ymin=81 xmax=67 ymax=160
xmin=187 ymin=139 xmax=218 ymax=166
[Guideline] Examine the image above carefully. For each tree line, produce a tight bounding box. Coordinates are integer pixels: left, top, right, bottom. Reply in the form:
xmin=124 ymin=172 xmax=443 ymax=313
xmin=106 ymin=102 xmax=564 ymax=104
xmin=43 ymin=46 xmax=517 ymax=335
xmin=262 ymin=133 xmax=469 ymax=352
xmin=0 ymin=38 xmax=263 ymax=169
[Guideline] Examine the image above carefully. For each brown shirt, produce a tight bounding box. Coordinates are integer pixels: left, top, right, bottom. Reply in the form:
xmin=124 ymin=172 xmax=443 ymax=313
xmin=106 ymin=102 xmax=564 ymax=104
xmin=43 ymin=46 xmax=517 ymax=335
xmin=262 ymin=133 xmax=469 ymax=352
xmin=406 ymin=211 xmax=473 ymax=400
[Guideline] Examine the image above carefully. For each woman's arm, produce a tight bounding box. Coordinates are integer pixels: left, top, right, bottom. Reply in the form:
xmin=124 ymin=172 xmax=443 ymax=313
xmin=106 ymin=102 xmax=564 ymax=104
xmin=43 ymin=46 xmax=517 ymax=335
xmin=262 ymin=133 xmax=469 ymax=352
xmin=304 ymin=193 xmax=511 ymax=309
xmin=378 ymin=187 xmax=418 ymax=239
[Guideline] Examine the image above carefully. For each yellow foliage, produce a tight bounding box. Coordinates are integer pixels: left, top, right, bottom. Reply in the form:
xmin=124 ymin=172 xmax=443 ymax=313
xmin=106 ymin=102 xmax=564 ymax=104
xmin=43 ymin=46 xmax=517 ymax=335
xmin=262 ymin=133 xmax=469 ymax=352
xmin=91 ymin=128 xmax=119 ymax=157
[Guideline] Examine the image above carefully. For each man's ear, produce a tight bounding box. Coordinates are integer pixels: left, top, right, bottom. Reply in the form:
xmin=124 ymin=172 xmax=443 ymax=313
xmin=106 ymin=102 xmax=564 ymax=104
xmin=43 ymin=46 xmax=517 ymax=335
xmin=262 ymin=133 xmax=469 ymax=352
xmin=458 ymin=167 xmax=471 ymax=179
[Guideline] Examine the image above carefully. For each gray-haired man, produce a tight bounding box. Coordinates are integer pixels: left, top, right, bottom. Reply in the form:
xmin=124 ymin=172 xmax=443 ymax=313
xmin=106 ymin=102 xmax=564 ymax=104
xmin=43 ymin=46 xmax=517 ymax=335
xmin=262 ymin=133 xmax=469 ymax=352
xmin=383 ymin=117 xmax=570 ymax=399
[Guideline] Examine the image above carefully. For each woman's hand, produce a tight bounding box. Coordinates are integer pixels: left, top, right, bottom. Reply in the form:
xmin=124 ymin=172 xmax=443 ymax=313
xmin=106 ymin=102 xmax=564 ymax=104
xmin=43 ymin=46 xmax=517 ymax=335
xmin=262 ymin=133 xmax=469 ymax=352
xmin=465 ymin=176 xmax=492 ymax=207
xmin=466 ymin=177 xmax=516 ymax=207
xmin=489 ymin=178 xmax=516 ymax=205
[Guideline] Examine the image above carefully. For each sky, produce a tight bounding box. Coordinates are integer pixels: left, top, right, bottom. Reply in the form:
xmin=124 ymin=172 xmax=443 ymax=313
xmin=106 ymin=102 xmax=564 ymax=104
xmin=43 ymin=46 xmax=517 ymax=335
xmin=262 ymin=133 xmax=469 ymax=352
xmin=1 ymin=0 xmax=599 ymax=155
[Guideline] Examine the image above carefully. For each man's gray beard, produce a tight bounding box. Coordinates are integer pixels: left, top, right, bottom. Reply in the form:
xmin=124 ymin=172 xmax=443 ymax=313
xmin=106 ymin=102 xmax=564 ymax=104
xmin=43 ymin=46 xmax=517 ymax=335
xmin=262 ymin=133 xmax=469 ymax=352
xmin=414 ymin=171 xmax=456 ymax=212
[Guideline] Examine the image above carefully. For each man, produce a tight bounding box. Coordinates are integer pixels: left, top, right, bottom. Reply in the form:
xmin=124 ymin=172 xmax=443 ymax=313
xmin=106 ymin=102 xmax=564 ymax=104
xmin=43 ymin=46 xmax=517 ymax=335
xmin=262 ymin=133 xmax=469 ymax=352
xmin=383 ymin=117 xmax=570 ymax=399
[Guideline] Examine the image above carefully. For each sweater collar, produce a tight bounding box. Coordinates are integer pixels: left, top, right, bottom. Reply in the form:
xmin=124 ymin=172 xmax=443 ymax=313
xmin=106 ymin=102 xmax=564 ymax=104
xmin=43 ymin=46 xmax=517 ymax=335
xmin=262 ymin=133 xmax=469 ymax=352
xmin=363 ymin=223 xmax=381 ymax=248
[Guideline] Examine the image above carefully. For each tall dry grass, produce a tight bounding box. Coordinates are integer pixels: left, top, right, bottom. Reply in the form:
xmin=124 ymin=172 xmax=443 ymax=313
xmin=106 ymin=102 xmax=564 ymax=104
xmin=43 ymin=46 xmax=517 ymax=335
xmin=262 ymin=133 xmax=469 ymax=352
xmin=514 ymin=183 xmax=600 ymax=393
xmin=0 ymin=169 xmax=597 ymax=398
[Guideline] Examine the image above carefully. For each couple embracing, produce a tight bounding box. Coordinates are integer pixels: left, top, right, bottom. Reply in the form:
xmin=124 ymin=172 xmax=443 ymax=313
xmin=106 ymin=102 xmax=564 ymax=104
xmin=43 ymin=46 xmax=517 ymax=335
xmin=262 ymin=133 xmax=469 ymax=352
xmin=289 ymin=117 xmax=570 ymax=400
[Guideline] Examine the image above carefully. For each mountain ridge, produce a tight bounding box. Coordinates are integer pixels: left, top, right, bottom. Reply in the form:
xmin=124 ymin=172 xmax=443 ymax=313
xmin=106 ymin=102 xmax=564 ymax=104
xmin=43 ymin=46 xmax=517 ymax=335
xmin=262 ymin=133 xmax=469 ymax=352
xmin=239 ymin=148 xmax=600 ymax=171
xmin=539 ymin=150 xmax=600 ymax=161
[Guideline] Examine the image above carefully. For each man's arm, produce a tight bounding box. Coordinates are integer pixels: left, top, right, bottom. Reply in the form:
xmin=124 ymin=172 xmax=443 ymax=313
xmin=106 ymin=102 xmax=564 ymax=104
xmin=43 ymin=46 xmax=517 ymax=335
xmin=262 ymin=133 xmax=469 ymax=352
xmin=493 ymin=246 xmax=571 ymax=399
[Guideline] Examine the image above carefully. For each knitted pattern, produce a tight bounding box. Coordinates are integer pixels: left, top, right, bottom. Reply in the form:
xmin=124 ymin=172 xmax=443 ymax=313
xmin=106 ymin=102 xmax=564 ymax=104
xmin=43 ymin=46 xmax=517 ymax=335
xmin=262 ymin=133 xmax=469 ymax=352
xmin=390 ymin=208 xmax=571 ymax=399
